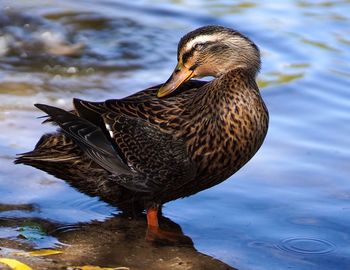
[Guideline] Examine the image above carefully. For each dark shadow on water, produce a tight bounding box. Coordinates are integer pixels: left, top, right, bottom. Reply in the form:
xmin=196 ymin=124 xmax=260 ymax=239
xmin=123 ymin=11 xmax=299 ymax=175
xmin=0 ymin=203 xmax=235 ymax=270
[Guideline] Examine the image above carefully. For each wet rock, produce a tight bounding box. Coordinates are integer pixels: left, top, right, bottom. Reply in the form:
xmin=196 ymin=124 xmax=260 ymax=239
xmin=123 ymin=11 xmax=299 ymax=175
xmin=0 ymin=215 xmax=235 ymax=270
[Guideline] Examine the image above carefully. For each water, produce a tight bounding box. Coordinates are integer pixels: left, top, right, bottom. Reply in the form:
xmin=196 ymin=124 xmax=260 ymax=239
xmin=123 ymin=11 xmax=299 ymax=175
xmin=0 ymin=0 xmax=349 ymax=269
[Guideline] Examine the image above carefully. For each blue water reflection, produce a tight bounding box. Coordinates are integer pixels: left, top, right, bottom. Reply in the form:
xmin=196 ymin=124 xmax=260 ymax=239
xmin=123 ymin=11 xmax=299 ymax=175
xmin=0 ymin=0 xmax=349 ymax=269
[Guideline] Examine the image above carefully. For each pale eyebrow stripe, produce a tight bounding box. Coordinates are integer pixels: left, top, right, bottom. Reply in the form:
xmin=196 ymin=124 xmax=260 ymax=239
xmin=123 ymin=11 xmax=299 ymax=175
xmin=184 ymin=34 xmax=219 ymax=51
xmin=182 ymin=41 xmax=216 ymax=64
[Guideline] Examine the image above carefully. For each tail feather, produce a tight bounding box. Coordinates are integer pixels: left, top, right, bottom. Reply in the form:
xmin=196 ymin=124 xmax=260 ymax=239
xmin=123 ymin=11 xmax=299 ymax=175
xmin=15 ymin=132 xmax=142 ymax=212
xmin=15 ymin=132 xmax=115 ymax=199
xmin=15 ymin=134 xmax=77 ymax=163
xmin=15 ymin=133 xmax=81 ymax=168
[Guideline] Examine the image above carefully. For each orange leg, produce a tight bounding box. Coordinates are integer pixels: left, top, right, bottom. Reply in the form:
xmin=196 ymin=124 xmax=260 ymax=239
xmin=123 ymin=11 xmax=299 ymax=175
xmin=146 ymin=206 xmax=159 ymax=228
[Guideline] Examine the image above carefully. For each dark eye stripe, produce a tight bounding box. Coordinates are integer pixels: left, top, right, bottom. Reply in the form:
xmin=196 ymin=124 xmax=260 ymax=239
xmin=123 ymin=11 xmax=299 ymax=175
xmin=189 ymin=63 xmax=199 ymax=71
xmin=182 ymin=48 xmax=195 ymax=64
xmin=181 ymin=41 xmax=216 ymax=64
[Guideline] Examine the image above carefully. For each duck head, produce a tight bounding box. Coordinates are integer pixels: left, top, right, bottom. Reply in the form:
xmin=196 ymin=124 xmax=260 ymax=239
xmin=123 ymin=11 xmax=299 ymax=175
xmin=157 ymin=25 xmax=261 ymax=98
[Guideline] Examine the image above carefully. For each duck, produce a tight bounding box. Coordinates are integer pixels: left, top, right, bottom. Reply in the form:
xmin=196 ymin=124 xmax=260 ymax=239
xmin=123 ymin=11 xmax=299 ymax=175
xmin=15 ymin=25 xmax=269 ymax=242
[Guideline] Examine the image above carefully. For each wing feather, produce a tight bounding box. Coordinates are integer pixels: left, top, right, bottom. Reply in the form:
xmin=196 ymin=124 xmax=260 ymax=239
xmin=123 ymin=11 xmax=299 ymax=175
xmin=35 ymin=104 xmax=131 ymax=175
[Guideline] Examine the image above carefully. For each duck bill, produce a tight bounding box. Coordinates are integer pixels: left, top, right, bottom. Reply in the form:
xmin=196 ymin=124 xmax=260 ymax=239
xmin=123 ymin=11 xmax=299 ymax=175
xmin=157 ymin=63 xmax=194 ymax=98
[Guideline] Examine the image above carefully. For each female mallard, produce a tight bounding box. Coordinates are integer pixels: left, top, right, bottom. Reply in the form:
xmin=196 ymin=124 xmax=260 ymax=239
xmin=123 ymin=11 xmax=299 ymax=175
xmin=16 ymin=25 xmax=269 ymax=240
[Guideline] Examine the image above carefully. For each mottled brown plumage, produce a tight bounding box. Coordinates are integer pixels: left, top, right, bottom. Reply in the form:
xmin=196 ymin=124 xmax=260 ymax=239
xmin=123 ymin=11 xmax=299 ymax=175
xmin=15 ymin=26 xmax=269 ymax=232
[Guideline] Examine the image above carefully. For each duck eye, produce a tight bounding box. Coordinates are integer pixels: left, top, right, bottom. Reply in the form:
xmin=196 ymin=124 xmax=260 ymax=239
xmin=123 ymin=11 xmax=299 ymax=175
xmin=194 ymin=42 xmax=205 ymax=50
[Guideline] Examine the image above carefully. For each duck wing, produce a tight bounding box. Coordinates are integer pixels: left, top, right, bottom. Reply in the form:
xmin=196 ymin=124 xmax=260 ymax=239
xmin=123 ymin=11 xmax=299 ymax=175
xmin=102 ymin=113 xmax=195 ymax=191
xmin=35 ymin=102 xmax=196 ymax=193
xmin=35 ymin=104 xmax=132 ymax=175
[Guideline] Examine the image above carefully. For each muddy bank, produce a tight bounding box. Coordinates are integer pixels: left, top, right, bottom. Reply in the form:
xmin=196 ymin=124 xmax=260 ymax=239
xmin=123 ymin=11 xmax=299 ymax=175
xmin=0 ymin=210 xmax=235 ymax=270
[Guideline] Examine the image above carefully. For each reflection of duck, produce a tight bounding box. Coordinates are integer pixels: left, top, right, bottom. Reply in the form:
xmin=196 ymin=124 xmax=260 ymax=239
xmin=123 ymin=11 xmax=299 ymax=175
xmin=0 ymin=210 xmax=236 ymax=269
xmin=16 ymin=25 xmax=269 ymax=241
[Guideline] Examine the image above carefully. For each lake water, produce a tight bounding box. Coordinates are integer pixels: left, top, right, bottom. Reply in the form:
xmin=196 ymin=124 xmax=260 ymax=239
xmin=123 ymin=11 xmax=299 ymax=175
xmin=0 ymin=1 xmax=349 ymax=269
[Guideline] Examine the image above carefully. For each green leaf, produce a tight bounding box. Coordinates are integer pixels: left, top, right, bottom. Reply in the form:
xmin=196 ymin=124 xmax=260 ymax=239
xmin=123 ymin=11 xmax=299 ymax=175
xmin=17 ymin=224 xmax=46 ymax=241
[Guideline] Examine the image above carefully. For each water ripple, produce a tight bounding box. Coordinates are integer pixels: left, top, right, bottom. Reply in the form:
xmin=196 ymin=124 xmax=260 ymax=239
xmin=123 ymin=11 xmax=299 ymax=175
xmin=276 ymin=237 xmax=336 ymax=255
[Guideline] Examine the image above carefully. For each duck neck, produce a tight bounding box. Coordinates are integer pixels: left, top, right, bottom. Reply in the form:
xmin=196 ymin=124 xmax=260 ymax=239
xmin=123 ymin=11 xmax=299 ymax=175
xmin=193 ymin=67 xmax=259 ymax=115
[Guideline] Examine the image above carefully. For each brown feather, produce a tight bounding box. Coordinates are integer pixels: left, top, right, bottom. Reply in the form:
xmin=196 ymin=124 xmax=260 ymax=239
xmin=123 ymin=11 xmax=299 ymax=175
xmin=15 ymin=26 xmax=269 ymax=213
